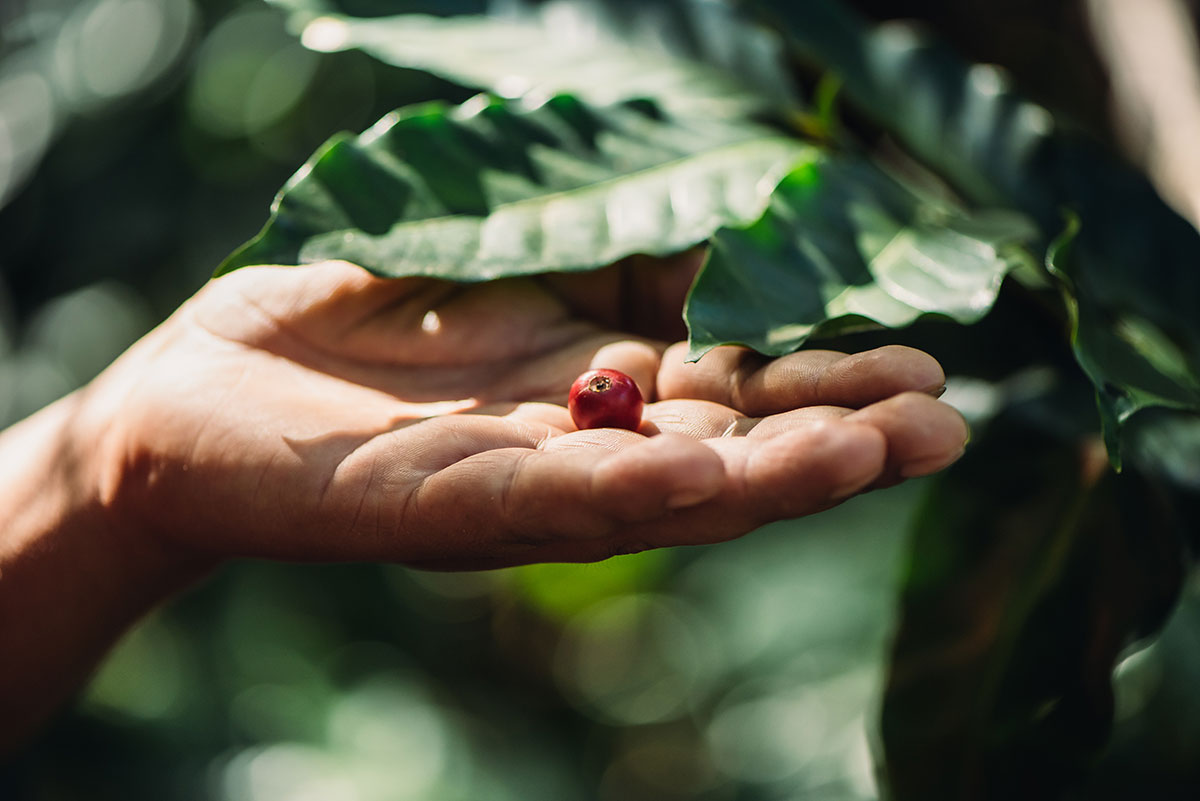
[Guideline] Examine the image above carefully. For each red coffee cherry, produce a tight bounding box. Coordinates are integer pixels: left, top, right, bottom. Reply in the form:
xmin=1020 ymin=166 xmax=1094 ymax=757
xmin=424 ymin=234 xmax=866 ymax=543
xmin=568 ymin=368 xmax=644 ymax=431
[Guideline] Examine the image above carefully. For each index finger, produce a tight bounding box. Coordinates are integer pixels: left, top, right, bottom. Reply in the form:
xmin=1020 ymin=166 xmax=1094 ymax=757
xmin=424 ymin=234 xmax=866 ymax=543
xmin=656 ymin=343 xmax=946 ymax=415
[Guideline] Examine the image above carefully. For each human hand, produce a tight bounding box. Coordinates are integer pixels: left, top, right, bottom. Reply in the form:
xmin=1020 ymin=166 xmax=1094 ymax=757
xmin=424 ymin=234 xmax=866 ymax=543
xmin=88 ymin=255 xmax=967 ymax=572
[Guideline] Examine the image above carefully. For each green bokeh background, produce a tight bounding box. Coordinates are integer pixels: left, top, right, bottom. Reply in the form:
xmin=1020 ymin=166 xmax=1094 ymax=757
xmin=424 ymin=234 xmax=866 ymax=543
xmin=1 ymin=1 xmax=1198 ymax=798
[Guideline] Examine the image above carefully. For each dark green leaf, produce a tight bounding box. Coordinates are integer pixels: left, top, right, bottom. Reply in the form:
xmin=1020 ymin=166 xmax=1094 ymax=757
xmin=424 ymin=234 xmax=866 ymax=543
xmin=218 ymin=94 xmax=813 ymax=278
xmin=685 ymin=157 xmax=1037 ymax=359
xmin=1047 ymin=215 xmax=1200 ymax=467
xmin=882 ymin=402 xmax=1188 ymax=800
xmin=1125 ymin=409 xmax=1200 ymax=498
xmin=758 ymin=0 xmax=1200 ymax=459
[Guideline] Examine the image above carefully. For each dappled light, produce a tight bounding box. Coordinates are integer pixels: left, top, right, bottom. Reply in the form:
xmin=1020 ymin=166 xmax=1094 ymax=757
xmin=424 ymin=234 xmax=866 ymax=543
xmin=2 ymin=1 xmax=1200 ymax=800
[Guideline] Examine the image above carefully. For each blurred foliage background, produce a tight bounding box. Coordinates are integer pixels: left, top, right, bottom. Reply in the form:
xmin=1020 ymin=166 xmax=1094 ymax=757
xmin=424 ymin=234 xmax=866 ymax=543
xmin=1 ymin=0 xmax=1198 ymax=798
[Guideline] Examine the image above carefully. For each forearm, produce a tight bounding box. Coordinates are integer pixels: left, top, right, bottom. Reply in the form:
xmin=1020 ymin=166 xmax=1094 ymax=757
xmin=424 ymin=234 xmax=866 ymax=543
xmin=0 ymin=390 xmax=201 ymax=751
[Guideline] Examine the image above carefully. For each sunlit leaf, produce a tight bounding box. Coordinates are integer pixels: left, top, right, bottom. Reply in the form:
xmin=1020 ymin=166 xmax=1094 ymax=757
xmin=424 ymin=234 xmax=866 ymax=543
xmin=218 ymin=93 xmax=813 ymax=278
xmin=275 ymin=0 xmax=799 ymax=118
xmin=685 ymin=157 xmax=1037 ymax=359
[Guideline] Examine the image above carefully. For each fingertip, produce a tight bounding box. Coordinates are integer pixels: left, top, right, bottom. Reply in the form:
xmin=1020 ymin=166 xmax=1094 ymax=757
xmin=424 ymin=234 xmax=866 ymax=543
xmin=877 ymin=345 xmax=947 ymax=395
xmin=843 ymin=391 xmax=969 ymax=481
xmin=824 ymin=345 xmax=947 ymax=405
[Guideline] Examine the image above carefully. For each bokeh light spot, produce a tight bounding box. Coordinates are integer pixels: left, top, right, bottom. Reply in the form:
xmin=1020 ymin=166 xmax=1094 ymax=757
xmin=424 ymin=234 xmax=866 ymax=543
xmin=554 ymin=593 xmax=720 ymax=726
xmin=301 ymin=16 xmax=350 ymax=53
xmin=79 ymin=0 xmax=164 ymax=99
xmin=0 ymin=67 xmax=57 ymax=204
xmin=188 ymin=7 xmax=318 ymax=139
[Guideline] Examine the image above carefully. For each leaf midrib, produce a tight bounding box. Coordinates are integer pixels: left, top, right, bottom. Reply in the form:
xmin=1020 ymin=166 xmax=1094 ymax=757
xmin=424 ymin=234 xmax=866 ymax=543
xmin=308 ymin=135 xmax=814 ymax=242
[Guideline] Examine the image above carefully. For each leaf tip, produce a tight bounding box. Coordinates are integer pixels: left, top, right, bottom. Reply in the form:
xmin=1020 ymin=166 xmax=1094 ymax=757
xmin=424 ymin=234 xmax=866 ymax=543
xmin=684 ymin=342 xmax=713 ymax=363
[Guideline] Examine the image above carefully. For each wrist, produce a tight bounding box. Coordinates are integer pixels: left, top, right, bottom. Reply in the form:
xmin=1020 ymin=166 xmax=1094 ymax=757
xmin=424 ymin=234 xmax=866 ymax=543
xmin=0 ymin=386 xmax=212 ymax=748
xmin=0 ymin=388 xmax=185 ymax=588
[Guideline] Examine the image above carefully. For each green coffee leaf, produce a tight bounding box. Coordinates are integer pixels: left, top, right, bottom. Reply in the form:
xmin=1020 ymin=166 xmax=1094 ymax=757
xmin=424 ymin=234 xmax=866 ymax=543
xmin=685 ymin=158 xmax=1037 ymax=359
xmin=278 ymin=0 xmax=799 ymax=119
xmin=218 ymin=94 xmax=814 ymax=278
xmin=760 ymin=0 xmax=1200 ymax=459
xmin=1047 ymin=216 xmax=1200 ymax=467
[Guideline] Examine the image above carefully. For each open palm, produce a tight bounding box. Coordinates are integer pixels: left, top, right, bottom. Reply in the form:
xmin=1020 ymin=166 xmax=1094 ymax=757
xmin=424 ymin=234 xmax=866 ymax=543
xmin=98 ymin=257 xmax=966 ymax=570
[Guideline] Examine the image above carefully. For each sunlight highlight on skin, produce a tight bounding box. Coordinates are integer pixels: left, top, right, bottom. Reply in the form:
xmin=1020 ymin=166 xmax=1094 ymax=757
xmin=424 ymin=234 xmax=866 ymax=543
xmin=420 ymin=309 xmax=442 ymax=333
xmin=400 ymin=398 xmax=478 ymax=417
